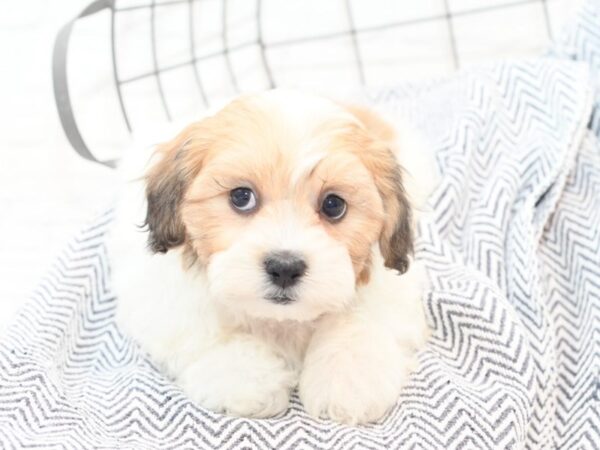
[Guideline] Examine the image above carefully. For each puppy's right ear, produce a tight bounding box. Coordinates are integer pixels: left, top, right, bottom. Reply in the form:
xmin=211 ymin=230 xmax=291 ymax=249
xmin=144 ymin=124 xmax=206 ymax=253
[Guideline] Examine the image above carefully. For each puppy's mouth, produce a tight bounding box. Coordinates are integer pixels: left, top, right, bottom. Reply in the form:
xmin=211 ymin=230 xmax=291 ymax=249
xmin=265 ymin=292 xmax=296 ymax=305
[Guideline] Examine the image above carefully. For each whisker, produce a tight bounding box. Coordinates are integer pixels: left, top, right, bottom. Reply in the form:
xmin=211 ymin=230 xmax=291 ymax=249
xmin=213 ymin=177 xmax=232 ymax=191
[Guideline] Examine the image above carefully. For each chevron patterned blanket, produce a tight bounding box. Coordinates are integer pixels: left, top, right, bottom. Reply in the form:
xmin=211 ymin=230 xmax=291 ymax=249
xmin=2 ymin=2 xmax=600 ymax=449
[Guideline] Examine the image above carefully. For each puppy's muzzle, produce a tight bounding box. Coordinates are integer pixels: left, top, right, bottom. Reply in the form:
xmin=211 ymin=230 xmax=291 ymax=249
xmin=264 ymin=251 xmax=307 ymax=292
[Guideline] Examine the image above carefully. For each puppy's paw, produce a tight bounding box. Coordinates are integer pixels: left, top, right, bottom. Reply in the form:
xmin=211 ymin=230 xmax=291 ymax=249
xmin=299 ymin=321 xmax=417 ymax=425
xmin=179 ymin=336 xmax=296 ymax=418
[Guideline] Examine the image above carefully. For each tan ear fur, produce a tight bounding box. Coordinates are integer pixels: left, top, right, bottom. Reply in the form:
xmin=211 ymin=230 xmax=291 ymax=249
xmin=343 ymin=104 xmax=414 ymax=274
xmin=144 ymin=123 xmax=207 ymax=253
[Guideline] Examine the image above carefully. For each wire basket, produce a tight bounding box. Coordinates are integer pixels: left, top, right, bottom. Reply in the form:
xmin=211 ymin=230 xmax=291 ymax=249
xmin=53 ymin=0 xmax=559 ymax=167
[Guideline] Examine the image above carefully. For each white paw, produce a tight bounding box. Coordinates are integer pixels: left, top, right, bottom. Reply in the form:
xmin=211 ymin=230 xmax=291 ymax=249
xmin=299 ymin=321 xmax=418 ymax=425
xmin=179 ymin=337 xmax=296 ymax=418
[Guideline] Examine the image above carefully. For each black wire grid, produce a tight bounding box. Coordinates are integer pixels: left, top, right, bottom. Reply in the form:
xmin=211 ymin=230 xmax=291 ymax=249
xmin=53 ymin=0 xmax=555 ymax=167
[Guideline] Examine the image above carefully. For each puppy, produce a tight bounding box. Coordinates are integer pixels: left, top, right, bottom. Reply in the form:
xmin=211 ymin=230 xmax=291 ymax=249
xmin=109 ymin=89 xmax=435 ymax=425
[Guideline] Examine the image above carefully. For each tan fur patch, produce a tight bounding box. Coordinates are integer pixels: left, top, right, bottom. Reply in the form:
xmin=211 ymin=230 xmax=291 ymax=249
xmin=338 ymin=107 xmax=414 ymax=274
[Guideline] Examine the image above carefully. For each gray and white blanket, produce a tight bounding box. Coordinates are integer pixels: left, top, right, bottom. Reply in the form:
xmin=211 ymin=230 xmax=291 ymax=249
xmin=2 ymin=2 xmax=600 ymax=448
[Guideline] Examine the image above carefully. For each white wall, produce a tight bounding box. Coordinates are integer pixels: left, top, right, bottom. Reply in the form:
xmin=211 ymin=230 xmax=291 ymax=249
xmin=0 ymin=0 xmax=117 ymax=333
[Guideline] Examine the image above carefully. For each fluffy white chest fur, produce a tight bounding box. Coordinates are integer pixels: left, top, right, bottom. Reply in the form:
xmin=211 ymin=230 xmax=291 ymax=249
xmin=109 ymin=89 xmax=435 ymax=425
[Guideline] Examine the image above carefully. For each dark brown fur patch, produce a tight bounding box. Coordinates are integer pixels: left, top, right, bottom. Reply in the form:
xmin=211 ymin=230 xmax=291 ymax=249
xmin=344 ymin=105 xmax=414 ymax=274
xmin=144 ymin=125 xmax=206 ymax=253
xmin=379 ymin=164 xmax=413 ymax=274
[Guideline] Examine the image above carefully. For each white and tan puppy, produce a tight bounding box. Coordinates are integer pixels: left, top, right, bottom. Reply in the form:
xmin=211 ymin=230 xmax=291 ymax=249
xmin=109 ymin=89 xmax=434 ymax=425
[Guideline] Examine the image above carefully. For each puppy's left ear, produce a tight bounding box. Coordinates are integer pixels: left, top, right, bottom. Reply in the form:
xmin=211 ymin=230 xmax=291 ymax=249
xmin=345 ymin=104 xmax=414 ymax=274
xmin=375 ymin=156 xmax=413 ymax=274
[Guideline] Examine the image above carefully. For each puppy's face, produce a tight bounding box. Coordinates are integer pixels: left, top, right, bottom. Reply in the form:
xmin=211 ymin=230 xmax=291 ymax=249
xmin=145 ymin=90 xmax=412 ymax=322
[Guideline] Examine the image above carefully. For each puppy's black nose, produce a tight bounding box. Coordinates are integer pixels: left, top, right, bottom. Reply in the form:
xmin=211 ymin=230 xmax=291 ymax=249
xmin=264 ymin=251 xmax=307 ymax=288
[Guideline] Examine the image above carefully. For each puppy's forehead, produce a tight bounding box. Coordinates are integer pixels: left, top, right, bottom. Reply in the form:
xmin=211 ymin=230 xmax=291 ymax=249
xmin=256 ymin=89 xmax=355 ymax=134
xmin=197 ymin=90 xmax=368 ymax=195
xmin=249 ymin=90 xmax=361 ymax=181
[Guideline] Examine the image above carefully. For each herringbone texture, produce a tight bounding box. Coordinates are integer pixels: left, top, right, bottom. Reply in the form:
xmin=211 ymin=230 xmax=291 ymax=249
xmin=2 ymin=2 xmax=600 ymax=447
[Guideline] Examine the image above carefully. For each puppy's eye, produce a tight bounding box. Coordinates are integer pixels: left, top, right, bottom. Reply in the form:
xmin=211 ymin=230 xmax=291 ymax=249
xmin=230 ymin=187 xmax=257 ymax=213
xmin=321 ymin=194 xmax=347 ymax=221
